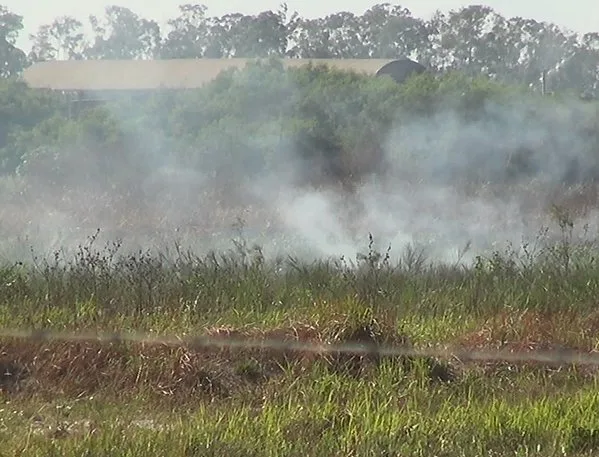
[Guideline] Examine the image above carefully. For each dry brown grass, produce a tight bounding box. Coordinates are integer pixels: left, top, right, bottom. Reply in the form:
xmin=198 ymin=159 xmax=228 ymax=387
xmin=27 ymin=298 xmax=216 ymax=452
xmin=457 ymin=309 xmax=599 ymax=351
xmin=5 ymin=310 xmax=598 ymax=404
xmin=0 ymin=322 xmax=414 ymax=403
xmin=546 ymin=183 xmax=599 ymax=220
xmin=454 ymin=309 xmax=599 ymax=378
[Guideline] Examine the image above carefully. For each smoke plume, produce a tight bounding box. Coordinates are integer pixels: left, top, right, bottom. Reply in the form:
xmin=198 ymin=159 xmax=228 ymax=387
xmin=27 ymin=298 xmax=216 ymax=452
xmin=2 ymin=65 xmax=599 ymax=266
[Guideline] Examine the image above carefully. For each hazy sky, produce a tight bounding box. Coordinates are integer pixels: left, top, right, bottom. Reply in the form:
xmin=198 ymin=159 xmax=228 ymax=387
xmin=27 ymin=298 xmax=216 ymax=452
xmin=4 ymin=0 xmax=598 ymax=49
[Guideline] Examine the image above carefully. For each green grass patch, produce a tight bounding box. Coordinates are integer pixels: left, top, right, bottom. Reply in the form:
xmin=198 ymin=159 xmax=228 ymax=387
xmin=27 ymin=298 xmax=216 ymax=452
xmin=1 ymin=228 xmax=599 ymax=455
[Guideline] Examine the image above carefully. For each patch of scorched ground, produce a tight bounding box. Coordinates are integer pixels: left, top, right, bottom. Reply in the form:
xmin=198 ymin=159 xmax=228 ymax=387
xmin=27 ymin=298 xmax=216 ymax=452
xmin=3 ymin=310 xmax=599 ymax=405
xmin=452 ymin=309 xmax=599 ymax=378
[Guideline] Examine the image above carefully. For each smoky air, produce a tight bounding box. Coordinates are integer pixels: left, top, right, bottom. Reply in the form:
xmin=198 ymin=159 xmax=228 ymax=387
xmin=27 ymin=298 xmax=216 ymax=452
xmin=1 ymin=4 xmax=598 ymax=267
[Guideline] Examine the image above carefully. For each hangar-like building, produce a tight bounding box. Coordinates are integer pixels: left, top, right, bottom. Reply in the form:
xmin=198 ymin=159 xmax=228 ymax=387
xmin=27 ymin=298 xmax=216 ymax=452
xmin=20 ymin=57 xmax=428 ymax=116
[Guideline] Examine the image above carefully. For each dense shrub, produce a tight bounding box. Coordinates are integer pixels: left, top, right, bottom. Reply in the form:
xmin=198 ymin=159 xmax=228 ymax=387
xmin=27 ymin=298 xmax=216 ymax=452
xmin=0 ymin=60 xmax=597 ymax=190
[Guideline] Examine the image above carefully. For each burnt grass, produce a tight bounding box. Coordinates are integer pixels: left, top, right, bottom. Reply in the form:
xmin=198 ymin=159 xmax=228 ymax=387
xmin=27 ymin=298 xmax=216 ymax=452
xmin=1 ymin=311 xmax=598 ymax=405
xmin=0 ymin=318 xmax=446 ymax=403
xmin=5 ymin=223 xmax=599 ymax=457
xmin=1 ymin=222 xmax=599 ymax=404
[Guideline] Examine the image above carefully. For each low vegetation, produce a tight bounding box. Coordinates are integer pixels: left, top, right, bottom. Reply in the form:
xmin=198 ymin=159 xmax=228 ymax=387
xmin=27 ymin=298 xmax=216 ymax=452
xmin=0 ymin=222 xmax=599 ymax=456
xmin=0 ymin=13 xmax=598 ymax=454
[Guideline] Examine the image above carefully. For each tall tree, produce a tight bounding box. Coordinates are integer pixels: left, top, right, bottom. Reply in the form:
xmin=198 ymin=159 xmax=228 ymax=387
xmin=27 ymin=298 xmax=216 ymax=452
xmin=290 ymin=12 xmax=367 ymax=58
xmin=28 ymin=24 xmax=53 ymax=61
xmin=161 ymin=3 xmax=210 ymax=58
xmin=360 ymin=4 xmax=430 ymax=60
xmin=233 ymin=8 xmax=294 ymax=57
xmin=552 ymin=32 xmax=599 ymax=96
xmin=85 ymin=5 xmax=161 ymax=59
xmin=0 ymin=5 xmax=27 ymax=77
xmin=428 ymin=5 xmax=507 ymax=74
xmin=507 ymin=18 xmax=578 ymax=87
xmin=203 ymin=5 xmax=295 ymax=58
xmin=29 ymin=16 xmax=86 ymax=61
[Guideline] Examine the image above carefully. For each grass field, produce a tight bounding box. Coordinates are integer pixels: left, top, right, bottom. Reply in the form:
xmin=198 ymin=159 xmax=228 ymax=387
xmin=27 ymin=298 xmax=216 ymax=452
xmin=3 ymin=218 xmax=599 ymax=456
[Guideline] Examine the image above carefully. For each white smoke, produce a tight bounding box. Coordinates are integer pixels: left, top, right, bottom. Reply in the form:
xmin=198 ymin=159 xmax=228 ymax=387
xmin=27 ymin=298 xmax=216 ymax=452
xmin=1 ymin=63 xmax=598 ymax=266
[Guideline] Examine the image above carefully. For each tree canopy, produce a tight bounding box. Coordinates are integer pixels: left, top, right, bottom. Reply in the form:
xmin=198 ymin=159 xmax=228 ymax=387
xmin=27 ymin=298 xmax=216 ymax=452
xmin=0 ymin=3 xmax=598 ymax=255
xmin=0 ymin=3 xmax=595 ymax=94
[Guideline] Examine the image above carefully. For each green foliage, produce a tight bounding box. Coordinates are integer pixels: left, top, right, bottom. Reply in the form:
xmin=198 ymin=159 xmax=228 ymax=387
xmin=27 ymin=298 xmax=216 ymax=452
xmin=0 ymin=80 xmax=64 ymax=172
xmin=3 ymin=235 xmax=599 ymax=455
xmin=1 ymin=221 xmax=599 ymax=329
xmin=0 ymin=61 xmax=596 ymax=186
xmin=1 ymin=5 xmax=599 ymax=455
xmin=14 ymin=108 xmax=128 ymax=187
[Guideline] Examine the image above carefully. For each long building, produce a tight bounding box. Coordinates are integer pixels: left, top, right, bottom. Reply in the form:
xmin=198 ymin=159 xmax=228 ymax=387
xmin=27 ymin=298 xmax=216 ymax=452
xmin=21 ymin=58 xmax=395 ymax=92
xmin=20 ymin=58 xmax=426 ymax=118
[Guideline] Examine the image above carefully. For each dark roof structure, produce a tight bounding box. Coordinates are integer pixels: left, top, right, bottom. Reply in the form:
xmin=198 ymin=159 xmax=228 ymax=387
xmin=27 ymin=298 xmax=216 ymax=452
xmin=375 ymin=59 xmax=428 ymax=85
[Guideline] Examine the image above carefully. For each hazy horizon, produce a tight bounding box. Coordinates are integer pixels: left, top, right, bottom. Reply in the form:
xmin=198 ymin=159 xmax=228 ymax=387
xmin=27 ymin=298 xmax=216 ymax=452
xmin=3 ymin=1 xmax=598 ymax=51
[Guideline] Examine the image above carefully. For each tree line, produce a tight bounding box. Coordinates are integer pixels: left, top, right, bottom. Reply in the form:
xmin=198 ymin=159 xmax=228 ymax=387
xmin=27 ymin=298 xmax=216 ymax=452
xmin=0 ymin=3 xmax=598 ymax=204
xmin=0 ymin=3 xmax=598 ymax=95
xmin=1 ymin=61 xmax=598 ymax=191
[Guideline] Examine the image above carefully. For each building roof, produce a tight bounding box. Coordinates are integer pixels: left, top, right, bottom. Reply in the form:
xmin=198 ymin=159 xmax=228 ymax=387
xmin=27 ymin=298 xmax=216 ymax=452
xmin=376 ymin=59 xmax=428 ymax=85
xmin=21 ymin=58 xmax=394 ymax=91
